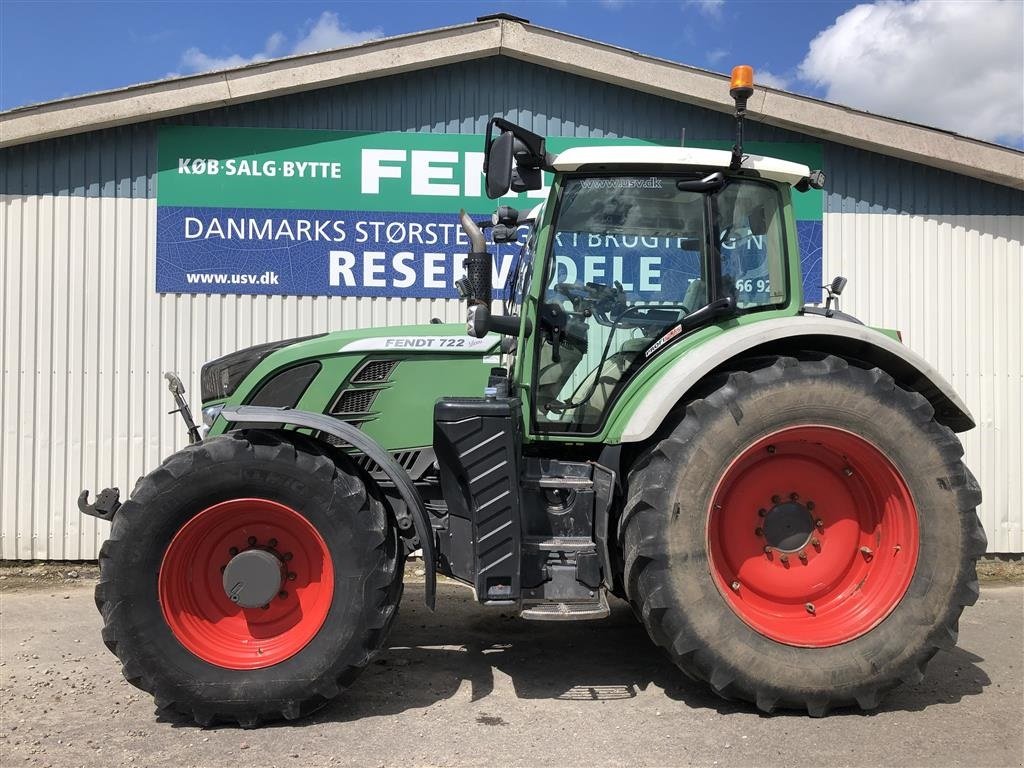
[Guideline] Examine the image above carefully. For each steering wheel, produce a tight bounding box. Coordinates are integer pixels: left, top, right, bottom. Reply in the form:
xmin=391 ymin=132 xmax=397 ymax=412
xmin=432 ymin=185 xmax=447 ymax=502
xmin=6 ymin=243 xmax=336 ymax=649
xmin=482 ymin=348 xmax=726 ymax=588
xmin=554 ymin=280 xmax=625 ymax=311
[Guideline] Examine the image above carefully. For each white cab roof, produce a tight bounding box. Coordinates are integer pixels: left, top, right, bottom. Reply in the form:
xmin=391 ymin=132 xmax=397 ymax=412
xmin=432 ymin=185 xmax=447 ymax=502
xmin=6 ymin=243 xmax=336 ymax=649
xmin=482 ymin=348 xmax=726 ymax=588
xmin=551 ymin=146 xmax=811 ymax=185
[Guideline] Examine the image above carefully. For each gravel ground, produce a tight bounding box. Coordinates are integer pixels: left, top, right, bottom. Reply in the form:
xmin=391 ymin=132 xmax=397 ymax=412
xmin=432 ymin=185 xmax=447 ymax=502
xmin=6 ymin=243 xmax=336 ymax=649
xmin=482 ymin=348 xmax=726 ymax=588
xmin=1 ymin=569 xmax=1022 ymax=768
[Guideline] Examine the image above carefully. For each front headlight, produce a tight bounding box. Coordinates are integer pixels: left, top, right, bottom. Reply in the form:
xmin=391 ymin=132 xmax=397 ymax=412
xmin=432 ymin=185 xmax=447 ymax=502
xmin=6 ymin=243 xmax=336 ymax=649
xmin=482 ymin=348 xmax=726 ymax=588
xmin=199 ymin=334 xmax=325 ymax=402
xmin=202 ymin=403 xmax=224 ymax=427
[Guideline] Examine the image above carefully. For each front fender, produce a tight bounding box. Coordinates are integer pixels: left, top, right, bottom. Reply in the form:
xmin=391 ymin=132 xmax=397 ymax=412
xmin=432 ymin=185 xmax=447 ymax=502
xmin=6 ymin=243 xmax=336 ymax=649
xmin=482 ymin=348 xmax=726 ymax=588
xmin=220 ymin=405 xmax=437 ymax=609
xmin=616 ymin=316 xmax=974 ymax=443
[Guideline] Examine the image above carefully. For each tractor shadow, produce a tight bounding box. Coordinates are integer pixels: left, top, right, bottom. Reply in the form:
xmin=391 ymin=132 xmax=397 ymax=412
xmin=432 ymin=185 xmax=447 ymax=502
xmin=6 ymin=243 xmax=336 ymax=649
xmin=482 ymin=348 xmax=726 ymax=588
xmin=309 ymin=581 xmax=991 ymax=724
xmin=157 ymin=580 xmax=991 ymax=728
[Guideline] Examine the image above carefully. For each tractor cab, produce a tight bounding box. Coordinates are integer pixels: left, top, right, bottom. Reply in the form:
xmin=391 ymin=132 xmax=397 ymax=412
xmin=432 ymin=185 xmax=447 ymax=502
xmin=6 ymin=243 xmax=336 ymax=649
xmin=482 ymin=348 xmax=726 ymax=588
xmin=463 ymin=70 xmax=820 ymax=439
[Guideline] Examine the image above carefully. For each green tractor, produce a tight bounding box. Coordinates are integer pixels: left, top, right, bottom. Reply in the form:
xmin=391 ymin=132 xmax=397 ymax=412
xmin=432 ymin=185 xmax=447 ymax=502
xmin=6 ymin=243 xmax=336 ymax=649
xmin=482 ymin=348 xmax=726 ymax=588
xmin=80 ymin=67 xmax=985 ymax=726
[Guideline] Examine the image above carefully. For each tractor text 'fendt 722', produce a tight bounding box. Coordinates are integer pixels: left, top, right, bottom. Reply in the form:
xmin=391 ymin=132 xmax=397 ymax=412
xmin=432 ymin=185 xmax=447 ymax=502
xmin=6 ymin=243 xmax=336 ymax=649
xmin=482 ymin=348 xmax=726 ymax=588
xmin=80 ymin=66 xmax=985 ymax=727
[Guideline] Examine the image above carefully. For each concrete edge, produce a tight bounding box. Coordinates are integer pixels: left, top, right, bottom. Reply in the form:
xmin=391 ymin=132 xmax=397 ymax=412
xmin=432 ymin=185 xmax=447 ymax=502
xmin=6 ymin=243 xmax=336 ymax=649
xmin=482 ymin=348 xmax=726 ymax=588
xmin=0 ymin=21 xmax=502 ymax=147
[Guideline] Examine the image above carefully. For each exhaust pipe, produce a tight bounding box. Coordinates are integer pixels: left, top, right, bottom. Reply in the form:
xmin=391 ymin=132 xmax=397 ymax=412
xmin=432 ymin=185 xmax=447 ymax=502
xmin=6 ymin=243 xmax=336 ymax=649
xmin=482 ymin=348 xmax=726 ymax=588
xmin=457 ymin=209 xmax=525 ymax=339
xmin=457 ymin=210 xmax=493 ymax=338
xmin=459 ymin=210 xmax=492 ymax=311
xmin=459 ymin=209 xmax=487 ymax=253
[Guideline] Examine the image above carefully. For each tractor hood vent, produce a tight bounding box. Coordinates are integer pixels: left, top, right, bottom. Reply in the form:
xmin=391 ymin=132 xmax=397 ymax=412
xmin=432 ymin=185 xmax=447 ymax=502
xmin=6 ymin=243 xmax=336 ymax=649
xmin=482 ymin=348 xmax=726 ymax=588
xmin=352 ymin=359 xmax=399 ymax=383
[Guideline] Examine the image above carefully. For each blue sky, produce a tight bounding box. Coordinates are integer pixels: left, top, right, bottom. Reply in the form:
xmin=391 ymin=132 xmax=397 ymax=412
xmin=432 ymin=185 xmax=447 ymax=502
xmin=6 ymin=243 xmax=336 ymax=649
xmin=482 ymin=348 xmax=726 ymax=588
xmin=1 ymin=1 xmax=1021 ymax=146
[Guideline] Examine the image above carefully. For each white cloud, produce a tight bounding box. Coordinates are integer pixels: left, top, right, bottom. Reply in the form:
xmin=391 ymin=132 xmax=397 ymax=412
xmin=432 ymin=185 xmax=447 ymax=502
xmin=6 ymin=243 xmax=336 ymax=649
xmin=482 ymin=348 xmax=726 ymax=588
xmin=798 ymin=0 xmax=1023 ymax=144
xmin=176 ymin=12 xmax=381 ymax=74
xmin=706 ymin=48 xmax=729 ymax=66
xmin=292 ymin=11 xmax=382 ymax=54
xmin=685 ymin=0 xmax=725 ymax=19
xmin=756 ymin=70 xmax=791 ymax=91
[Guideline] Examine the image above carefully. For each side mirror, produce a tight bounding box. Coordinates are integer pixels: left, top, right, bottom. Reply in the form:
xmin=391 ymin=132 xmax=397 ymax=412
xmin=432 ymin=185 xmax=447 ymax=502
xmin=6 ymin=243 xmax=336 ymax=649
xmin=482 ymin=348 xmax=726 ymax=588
xmin=486 ymin=132 xmax=514 ymax=199
xmin=482 ymin=117 xmax=550 ymax=199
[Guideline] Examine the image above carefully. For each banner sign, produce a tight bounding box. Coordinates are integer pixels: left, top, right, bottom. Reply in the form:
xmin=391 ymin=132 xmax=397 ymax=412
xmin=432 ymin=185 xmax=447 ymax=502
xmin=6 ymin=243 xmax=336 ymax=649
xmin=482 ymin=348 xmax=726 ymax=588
xmin=156 ymin=127 xmax=822 ymax=300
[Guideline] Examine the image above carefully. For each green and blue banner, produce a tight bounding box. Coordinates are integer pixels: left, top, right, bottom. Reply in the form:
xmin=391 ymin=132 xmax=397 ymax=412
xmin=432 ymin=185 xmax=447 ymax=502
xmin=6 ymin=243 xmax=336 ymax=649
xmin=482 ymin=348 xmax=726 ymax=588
xmin=156 ymin=127 xmax=822 ymax=299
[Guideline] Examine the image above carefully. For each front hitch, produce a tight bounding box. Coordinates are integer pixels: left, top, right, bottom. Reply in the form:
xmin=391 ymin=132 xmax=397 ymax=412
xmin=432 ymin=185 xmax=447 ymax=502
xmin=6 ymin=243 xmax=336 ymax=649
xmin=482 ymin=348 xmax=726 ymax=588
xmin=78 ymin=487 xmax=121 ymax=521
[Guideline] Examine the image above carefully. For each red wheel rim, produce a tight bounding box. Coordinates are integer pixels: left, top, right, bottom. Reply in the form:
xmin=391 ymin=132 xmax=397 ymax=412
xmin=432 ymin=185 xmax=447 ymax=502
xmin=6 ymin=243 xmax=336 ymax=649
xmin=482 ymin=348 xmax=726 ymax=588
xmin=707 ymin=426 xmax=918 ymax=647
xmin=158 ymin=498 xmax=334 ymax=669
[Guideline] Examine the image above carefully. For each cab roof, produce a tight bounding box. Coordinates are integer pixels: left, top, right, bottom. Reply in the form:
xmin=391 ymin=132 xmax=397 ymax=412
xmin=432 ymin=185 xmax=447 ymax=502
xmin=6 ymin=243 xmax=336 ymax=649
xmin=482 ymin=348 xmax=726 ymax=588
xmin=550 ymin=146 xmax=811 ymax=186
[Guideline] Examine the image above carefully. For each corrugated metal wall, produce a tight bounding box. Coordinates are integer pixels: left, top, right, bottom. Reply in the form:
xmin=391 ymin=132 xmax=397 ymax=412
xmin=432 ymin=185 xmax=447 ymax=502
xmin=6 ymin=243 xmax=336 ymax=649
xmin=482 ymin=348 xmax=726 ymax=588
xmin=2 ymin=57 xmax=1022 ymax=558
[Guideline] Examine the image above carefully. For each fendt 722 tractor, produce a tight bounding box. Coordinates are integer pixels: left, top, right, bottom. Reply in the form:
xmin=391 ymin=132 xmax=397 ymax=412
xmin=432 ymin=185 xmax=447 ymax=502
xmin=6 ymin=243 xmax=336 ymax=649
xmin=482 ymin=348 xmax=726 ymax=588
xmin=80 ymin=67 xmax=985 ymax=726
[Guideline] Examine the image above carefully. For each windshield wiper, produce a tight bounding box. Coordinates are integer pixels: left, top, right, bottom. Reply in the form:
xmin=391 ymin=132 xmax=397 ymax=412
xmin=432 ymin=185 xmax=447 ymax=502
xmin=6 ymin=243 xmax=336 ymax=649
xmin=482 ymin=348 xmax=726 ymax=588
xmin=677 ymin=171 xmax=726 ymax=193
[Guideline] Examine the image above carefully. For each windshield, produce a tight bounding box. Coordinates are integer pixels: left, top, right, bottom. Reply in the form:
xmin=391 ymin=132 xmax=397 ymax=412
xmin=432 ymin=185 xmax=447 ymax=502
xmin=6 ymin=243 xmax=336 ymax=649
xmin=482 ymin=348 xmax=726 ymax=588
xmin=533 ymin=174 xmax=788 ymax=433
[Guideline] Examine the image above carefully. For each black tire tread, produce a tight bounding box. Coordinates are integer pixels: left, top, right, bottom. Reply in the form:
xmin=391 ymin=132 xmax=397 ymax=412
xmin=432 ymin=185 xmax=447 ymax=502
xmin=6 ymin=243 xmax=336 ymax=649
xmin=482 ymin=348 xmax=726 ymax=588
xmin=95 ymin=429 xmax=404 ymax=727
xmin=621 ymin=355 xmax=985 ymax=716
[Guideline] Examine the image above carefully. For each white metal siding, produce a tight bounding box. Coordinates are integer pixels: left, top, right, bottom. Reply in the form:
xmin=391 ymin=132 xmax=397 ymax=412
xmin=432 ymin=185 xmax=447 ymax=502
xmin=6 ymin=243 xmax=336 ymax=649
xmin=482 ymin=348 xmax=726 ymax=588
xmin=1 ymin=55 xmax=1022 ymax=558
xmin=3 ymin=192 xmax=1021 ymax=558
xmin=823 ymin=211 xmax=1024 ymax=553
xmin=0 ymin=194 xmax=464 ymax=559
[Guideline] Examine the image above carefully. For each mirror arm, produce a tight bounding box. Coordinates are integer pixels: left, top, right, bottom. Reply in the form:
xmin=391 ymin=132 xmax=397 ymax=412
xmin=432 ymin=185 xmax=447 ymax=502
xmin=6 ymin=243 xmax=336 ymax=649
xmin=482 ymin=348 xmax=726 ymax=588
xmin=467 ymin=304 xmax=530 ymax=339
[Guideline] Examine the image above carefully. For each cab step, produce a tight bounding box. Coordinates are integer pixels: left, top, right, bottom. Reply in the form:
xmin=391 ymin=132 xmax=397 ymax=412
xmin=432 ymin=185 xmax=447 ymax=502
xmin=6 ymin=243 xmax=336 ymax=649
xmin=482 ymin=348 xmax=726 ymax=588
xmin=519 ymin=591 xmax=610 ymax=621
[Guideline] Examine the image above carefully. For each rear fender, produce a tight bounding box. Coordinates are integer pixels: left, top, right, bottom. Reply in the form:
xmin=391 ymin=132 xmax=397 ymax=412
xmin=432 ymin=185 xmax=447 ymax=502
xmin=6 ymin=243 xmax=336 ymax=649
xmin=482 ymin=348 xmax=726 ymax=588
xmin=220 ymin=405 xmax=437 ymax=609
xmin=618 ymin=316 xmax=974 ymax=443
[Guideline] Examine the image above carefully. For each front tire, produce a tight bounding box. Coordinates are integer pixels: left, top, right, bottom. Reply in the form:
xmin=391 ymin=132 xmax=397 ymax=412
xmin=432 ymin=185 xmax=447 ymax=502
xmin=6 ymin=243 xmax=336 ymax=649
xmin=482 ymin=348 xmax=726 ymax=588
xmin=95 ymin=430 xmax=403 ymax=727
xmin=621 ymin=356 xmax=985 ymax=715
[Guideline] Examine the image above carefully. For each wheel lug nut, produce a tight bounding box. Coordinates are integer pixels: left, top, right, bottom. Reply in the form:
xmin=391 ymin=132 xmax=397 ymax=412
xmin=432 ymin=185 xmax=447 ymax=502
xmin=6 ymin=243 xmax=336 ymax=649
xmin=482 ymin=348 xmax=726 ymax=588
xmin=771 ymin=495 xmax=781 ymax=505
xmin=268 ymin=538 xmax=278 ymax=548
xmin=248 ymin=536 xmax=257 ymax=546
xmin=278 ymin=591 xmax=288 ymax=599
xmin=767 ymin=445 xmax=776 ymax=454
xmin=779 ymin=554 xmax=790 ymax=565
xmin=815 ymin=519 xmax=824 ymax=530
xmin=807 ymin=501 xmax=815 ymax=511
xmin=758 ymin=508 xmax=767 ymax=517
xmin=228 ymin=547 xmax=238 ymax=556
xmin=798 ymin=550 xmax=808 ymax=563
xmin=790 ymin=492 xmax=799 ymax=501
xmin=283 ymin=552 xmax=293 ymax=562
xmin=763 ymin=546 xmax=773 ymax=558
xmin=287 ymin=572 xmax=297 ymax=581
xmin=754 ymin=527 xmax=764 ymax=537
xmin=805 ymin=602 xmax=816 ymax=614
xmin=730 ymin=581 xmax=741 ymax=592
xmin=843 ymin=467 xmax=854 ymax=477
xmin=811 ymin=537 xmax=821 ymax=549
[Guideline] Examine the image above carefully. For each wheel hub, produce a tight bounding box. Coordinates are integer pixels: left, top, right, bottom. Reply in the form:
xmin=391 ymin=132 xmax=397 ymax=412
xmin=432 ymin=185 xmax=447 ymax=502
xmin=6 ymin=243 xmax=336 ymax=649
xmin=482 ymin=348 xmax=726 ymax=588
xmin=762 ymin=501 xmax=814 ymax=552
xmin=222 ymin=548 xmax=284 ymax=608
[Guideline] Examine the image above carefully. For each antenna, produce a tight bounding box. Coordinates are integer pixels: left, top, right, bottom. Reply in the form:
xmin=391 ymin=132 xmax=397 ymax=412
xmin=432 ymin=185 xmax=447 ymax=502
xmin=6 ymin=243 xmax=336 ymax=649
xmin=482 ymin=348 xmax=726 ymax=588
xmin=729 ymin=66 xmax=754 ymax=171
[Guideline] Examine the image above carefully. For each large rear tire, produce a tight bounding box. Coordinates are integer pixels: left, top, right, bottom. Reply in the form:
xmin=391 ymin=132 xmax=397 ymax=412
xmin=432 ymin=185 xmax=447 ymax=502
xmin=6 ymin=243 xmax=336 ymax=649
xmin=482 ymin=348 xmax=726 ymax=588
xmin=95 ymin=430 xmax=403 ymax=727
xmin=621 ymin=355 xmax=985 ymax=715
